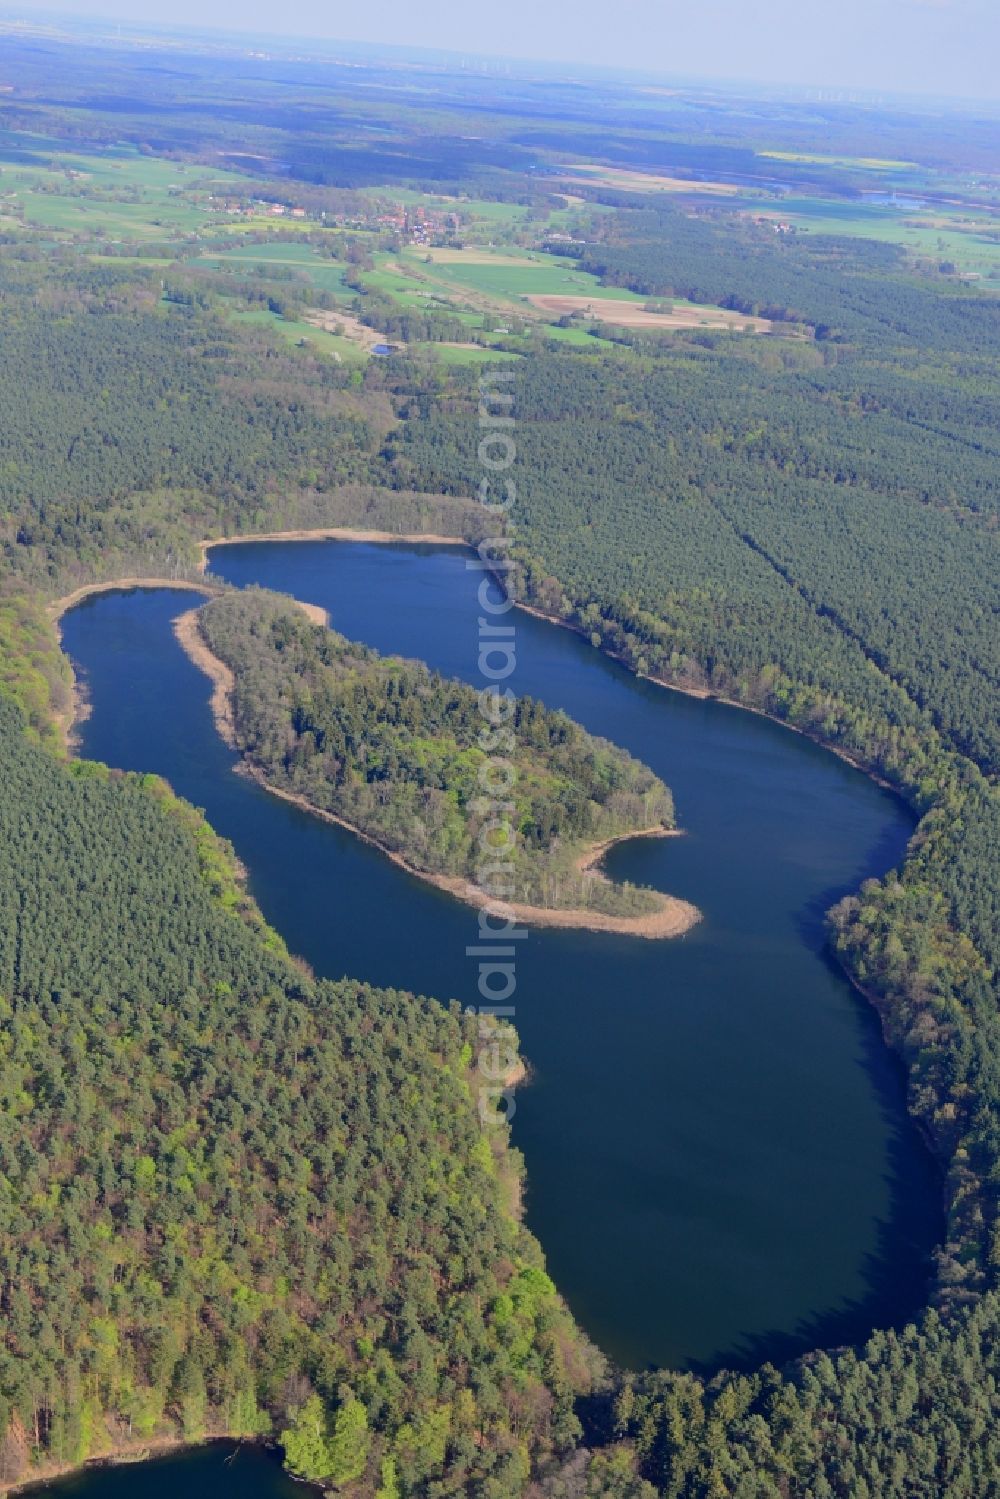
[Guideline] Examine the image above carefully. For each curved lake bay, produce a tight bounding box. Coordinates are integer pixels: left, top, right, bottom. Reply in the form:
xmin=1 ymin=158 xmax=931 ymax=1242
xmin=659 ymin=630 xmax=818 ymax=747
xmin=62 ymin=539 xmax=942 ymax=1378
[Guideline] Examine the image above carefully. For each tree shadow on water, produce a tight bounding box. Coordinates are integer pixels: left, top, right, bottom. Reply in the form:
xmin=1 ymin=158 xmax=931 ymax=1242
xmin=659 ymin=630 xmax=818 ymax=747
xmin=792 ymin=807 xmax=914 ymax=953
xmin=687 ymin=1056 xmax=944 ymax=1380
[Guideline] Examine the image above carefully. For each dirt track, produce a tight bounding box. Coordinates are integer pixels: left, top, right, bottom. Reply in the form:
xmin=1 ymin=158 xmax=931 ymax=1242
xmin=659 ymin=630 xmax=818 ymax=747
xmin=525 ymin=295 xmax=771 ymax=331
xmin=304 ymin=308 xmax=392 ymax=351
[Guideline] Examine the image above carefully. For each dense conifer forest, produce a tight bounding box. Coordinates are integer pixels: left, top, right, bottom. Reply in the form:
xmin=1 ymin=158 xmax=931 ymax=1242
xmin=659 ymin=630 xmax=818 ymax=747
xmin=574 ymin=205 xmax=1000 ymax=349
xmin=383 ymin=226 xmax=1000 ymax=1495
xmin=0 ymin=24 xmax=998 ymax=1497
xmin=0 ymin=260 xmax=483 ymax=592
xmin=0 ymin=695 xmax=594 ymax=1492
xmin=0 ymin=264 xmax=997 ymax=1497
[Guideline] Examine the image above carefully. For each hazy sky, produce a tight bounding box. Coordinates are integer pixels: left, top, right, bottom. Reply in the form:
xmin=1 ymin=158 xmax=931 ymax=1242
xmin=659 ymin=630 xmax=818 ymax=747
xmin=13 ymin=0 xmax=1000 ymax=102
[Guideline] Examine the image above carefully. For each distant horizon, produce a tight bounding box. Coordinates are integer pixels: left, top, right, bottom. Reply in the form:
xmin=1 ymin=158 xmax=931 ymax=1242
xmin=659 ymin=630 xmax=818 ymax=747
xmin=3 ymin=0 xmax=1000 ymax=109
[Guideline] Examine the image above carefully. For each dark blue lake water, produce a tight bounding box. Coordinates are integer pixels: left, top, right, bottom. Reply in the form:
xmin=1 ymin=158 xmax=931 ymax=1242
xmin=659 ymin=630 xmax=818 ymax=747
xmin=60 ymin=539 xmax=941 ymax=1393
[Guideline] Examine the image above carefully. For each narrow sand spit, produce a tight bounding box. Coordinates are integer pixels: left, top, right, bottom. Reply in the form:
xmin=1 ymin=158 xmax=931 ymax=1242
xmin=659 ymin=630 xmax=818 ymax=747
xmin=574 ymin=826 xmax=684 ymax=876
xmin=173 ymin=608 xmax=238 ymax=746
xmin=172 ymin=595 xmax=329 ymax=743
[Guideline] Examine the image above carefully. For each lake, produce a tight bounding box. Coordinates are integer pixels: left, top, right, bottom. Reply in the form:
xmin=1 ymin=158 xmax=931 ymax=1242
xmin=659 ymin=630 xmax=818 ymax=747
xmin=22 ymin=1443 xmax=301 ymax=1498
xmin=60 ymin=539 xmax=941 ymax=1388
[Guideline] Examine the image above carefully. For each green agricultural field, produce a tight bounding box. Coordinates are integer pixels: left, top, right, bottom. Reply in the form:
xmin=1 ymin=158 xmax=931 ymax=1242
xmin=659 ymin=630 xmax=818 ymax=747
xmin=88 ymin=254 xmax=176 ymax=266
xmin=15 ymin=191 xmax=207 ymax=237
xmin=539 ymin=321 xmax=622 ymax=351
xmin=361 ymin=258 xmax=443 ymax=309
xmin=413 ymin=248 xmax=641 ymax=302
xmin=230 ymin=307 xmax=366 ymax=361
xmin=193 ymin=241 xmax=351 ymax=295
xmin=211 ymin=212 xmax=321 ymax=235
xmin=428 ymin=343 xmax=522 ymax=365
xmin=0 ymin=135 xmax=295 ymax=242
xmin=359 ymin=185 xmax=533 ymax=226
xmin=357 ymin=248 xmax=711 ymax=351
xmin=740 ymin=194 xmax=1000 ymax=278
xmin=759 ymin=150 xmax=921 ymax=171
xmin=546 ymin=199 xmax=615 ymax=228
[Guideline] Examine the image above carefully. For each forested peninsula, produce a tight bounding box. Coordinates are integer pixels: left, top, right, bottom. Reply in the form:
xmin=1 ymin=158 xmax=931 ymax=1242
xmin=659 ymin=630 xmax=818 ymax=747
xmin=6 ymin=250 xmax=999 ymax=1494
xmin=2 ymin=40 xmax=1000 ymax=1491
xmin=187 ymin=589 xmax=697 ymax=937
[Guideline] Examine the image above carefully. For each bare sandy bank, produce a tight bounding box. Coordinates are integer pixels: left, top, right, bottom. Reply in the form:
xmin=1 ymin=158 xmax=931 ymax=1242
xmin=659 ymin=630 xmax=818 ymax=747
xmin=174 ymin=604 xmax=700 ymax=941
xmin=172 ymin=593 xmax=329 ymax=742
xmin=287 ymin=598 xmax=330 ymax=626
xmin=173 ymin=608 xmax=238 ymax=746
xmin=513 ymin=600 xmax=898 ymax=790
xmin=575 ymin=825 xmax=684 ymax=877
xmin=1 ymin=1432 xmax=233 ymax=1498
xmin=47 ymin=579 xmax=221 ymax=754
xmin=48 ymin=575 xmax=218 ymax=623
xmin=197 ymin=528 xmax=469 ymax=574
xmin=229 ymin=775 xmax=700 ymax=941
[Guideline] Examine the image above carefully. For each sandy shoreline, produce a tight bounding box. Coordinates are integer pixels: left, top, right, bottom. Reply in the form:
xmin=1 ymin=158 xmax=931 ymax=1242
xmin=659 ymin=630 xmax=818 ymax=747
xmin=48 ymin=575 xmax=218 ymax=623
xmin=574 ymin=825 xmax=684 ymax=877
xmin=197 ymin=528 xmax=469 ymax=574
xmin=287 ymin=598 xmax=330 ymax=627
xmin=5 ymin=1433 xmax=237 ymax=1498
xmin=233 ymin=773 xmax=701 ymax=940
xmin=174 ymin=602 xmax=700 ymax=941
xmin=172 ymin=594 xmax=329 ymax=744
xmin=512 ymin=600 xmax=898 ymax=792
xmin=173 ymin=608 xmax=238 ymax=744
xmin=49 ymin=530 xmax=897 ymax=801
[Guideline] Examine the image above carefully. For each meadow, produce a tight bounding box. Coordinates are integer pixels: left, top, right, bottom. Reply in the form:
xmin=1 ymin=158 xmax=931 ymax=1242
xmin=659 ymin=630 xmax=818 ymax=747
xmin=416 ymin=248 xmax=639 ymax=300
xmin=740 ymin=194 xmax=1000 ymax=278
xmin=193 ymin=241 xmax=352 ymax=295
xmin=230 ymin=308 xmax=366 ymax=362
xmin=0 ymin=142 xmax=268 ymax=239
